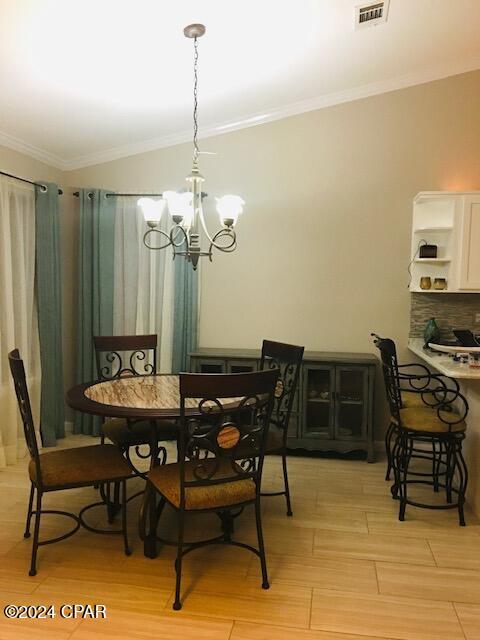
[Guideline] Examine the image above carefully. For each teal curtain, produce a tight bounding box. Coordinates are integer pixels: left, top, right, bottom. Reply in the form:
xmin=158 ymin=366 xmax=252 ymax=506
xmin=172 ymin=253 xmax=199 ymax=373
xmin=35 ymin=183 xmax=65 ymax=446
xmin=74 ymin=189 xmax=115 ymax=436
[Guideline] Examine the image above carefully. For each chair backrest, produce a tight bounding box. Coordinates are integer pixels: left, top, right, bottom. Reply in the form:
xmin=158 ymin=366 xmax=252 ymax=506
xmin=8 ymin=349 xmax=42 ymax=487
xmin=177 ymin=369 xmax=279 ymax=507
xmin=93 ymin=334 xmax=157 ymax=380
xmin=371 ymin=334 xmax=402 ymax=421
xmin=260 ymin=339 xmax=304 ymax=431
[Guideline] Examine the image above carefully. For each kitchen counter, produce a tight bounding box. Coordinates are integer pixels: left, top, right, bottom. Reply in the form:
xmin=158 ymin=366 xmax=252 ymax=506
xmin=408 ymin=338 xmax=480 ymax=380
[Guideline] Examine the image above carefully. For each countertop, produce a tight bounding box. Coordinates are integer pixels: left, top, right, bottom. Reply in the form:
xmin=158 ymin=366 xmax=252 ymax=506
xmin=408 ymin=338 xmax=480 ymax=380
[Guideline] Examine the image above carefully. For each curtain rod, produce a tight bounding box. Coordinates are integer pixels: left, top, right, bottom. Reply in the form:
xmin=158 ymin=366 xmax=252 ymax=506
xmin=72 ymin=191 xmax=208 ymax=197
xmin=0 ymin=170 xmax=63 ymax=195
xmin=72 ymin=192 xmax=163 ymax=198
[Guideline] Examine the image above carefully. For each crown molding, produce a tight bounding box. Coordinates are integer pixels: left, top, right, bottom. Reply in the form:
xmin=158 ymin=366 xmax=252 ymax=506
xmin=0 ymin=130 xmax=66 ymax=170
xmin=2 ymin=57 xmax=480 ymax=172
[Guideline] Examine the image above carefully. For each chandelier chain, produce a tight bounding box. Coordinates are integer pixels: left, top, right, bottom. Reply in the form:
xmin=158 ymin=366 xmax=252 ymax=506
xmin=193 ymin=36 xmax=199 ymax=163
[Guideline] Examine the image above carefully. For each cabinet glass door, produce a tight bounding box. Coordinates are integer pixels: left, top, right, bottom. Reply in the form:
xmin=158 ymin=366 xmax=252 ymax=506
xmin=335 ymin=366 xmax=368 ymax=440
xmin=226 ymin=360 xmax=258 ymax=374
xmin=195 ymin=359 xmax=226 ymax=373
xmin=302 ymin=365 xmax=334 ymax=439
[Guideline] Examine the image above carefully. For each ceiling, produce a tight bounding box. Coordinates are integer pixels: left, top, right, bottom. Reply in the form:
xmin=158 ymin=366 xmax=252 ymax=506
xmin=1 ymin=0 xmax=479 ymax=170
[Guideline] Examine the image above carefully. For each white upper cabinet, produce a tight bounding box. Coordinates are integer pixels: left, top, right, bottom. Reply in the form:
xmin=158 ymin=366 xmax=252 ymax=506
xmin=459 ymin=198 xmax=480 ymax=290
xmin=410 ymin=192 xmax=480 ymax=293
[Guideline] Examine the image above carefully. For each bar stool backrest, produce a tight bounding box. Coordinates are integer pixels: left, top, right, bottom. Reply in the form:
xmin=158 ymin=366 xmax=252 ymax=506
xmin=372 ymin=334 xmax=402 ymax=423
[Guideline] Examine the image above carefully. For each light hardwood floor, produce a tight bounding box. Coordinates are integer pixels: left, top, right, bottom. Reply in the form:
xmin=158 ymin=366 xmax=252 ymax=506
xmin=0 ymin=434 xmax=479 ymax=640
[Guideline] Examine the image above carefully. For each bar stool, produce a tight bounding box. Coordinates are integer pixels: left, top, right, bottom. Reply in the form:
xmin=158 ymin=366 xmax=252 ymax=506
xmin=373 ymin=335 xmax=469 ymax=526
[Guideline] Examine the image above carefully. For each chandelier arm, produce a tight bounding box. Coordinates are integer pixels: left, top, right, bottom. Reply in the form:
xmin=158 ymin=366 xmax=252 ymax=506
xmin=143 ymin=228 xmax=173 ymax=251
xmin=208 ymin=228 xmax=237 ymax=254
xmin=197 ymin=203 xmax=230 ymax=249
xmin=170 ymin=224 xmax=189 ymax=248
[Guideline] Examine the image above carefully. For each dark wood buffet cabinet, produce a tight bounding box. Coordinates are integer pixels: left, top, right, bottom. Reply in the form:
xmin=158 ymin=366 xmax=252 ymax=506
xmin=189 ymin=348 xmax=376 ymax=462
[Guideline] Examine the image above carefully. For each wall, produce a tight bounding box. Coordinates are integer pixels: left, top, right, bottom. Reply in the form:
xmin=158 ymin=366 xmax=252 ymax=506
xmin=0 ymin=145 xmax=77 ymax=417
xmin=65 ymin=69 xmax=480 ymax=439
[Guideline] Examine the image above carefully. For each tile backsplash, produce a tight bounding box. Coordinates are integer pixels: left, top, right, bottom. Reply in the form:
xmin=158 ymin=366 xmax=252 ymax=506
xmin=410 ymin=293 xmax=480 ymax=340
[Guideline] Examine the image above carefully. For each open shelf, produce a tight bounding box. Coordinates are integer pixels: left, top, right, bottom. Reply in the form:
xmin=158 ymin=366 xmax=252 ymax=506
xmin=414 ymin=258 xmax=451 ymax=264
xmin=413 ymin=226 xmax=453 ymax=232
xmin=410 ymin=288 xmax=450 ymax=293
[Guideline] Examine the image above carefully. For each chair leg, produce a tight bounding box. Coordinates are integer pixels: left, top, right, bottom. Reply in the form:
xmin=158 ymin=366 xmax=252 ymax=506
xmin=445 ymin=442 xmax=454 ymax=504
xmin=106 ymin=481 xmax=121 ymax=523
xmin=29 ymin=491 xmax=42 ymax=576
xmin=398 ymin=434 xmax=413 ymax=522
xmin=255 ymin=498 xmax=269 ymax=589
xmin=453 ymin=441 xmax=468 ymax=527
xmin=173 ymin=510 xmax=185 ymax=610
xmin=24 ymin=482 xmax=35 ymax=539
xmin=385 ymin=422 xmax=395 ymax=481
xmin=121 ymin=480 xmax=131 ymax=556
xmin=281 ymin=451 xmax=293 ymax=517
xmin=390 ymin=432 xmax=401 ymax=500
xmin=432 ymin=440 xmax=440 ymax=492
xmin=143 ymin=484 xmax=158 ymax=559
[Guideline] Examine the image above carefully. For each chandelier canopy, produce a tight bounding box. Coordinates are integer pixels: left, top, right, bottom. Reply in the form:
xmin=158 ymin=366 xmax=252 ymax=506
xmin=139 ymin=23 xmax=245 ymax=270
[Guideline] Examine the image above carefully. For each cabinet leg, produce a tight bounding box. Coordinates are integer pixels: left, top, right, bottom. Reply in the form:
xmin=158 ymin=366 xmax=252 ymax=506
xmin=367 ymin=442 xmax=375 ymax=463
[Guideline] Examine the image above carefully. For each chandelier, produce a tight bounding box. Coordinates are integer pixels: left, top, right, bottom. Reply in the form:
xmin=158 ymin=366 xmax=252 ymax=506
xmin=139 ymin=23 xmax=245 ymax=270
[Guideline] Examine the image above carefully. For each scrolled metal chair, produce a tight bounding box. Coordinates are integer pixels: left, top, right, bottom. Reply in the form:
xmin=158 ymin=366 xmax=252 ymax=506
xmin=139 ymin=368 xmax=279 ymax=610
xmin=8 ymin=349 xmax=133 ymax=576
xmin=260 ymin=339 xmax=304 ymax=516
xmin=372 ymin=335 xmax=469 ymax=526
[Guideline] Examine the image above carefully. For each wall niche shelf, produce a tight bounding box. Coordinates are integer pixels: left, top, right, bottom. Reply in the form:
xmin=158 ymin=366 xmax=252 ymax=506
xmin=410 ymin=192 xmax=480 ymax=293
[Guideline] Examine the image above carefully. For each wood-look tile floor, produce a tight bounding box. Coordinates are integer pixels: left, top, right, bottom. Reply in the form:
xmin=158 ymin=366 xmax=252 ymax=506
xmin=0 ymin=434 xmax=479 ymax=640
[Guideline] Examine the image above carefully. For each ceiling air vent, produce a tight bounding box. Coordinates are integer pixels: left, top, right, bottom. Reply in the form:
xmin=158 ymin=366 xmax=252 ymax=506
xmin=355 ymin=1 xmax=389 ymax=29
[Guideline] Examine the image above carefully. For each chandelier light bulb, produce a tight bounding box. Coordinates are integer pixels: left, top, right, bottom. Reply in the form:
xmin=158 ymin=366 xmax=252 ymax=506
xmin=216 ymin=195 xmax=245 ymax=227
xmin=164 ymin=191 xmax=194 ymax=227
xmin=138 ymin=197 xmax=166 ymax=227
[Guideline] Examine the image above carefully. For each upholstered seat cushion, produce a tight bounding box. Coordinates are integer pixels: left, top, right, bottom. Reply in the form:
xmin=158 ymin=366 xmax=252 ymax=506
xmin=29 ymin=444 xmax=133 ymax=490
xmin=102 ymin=417 xmax=177 ymax=447
xmin=401 ymin=392 xmax=435 ymax=408
xmin=394 ymin=407 xmax=466 ymax=434
xmin=148 ymin=459 xmax=256 ymax=510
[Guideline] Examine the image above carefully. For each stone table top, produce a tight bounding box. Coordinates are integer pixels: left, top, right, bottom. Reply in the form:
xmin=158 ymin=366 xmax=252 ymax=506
xmin=85 ymin=374 xmax=187 ymax=410
xmin=71 ymin=374 xmax=243 ymax=419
